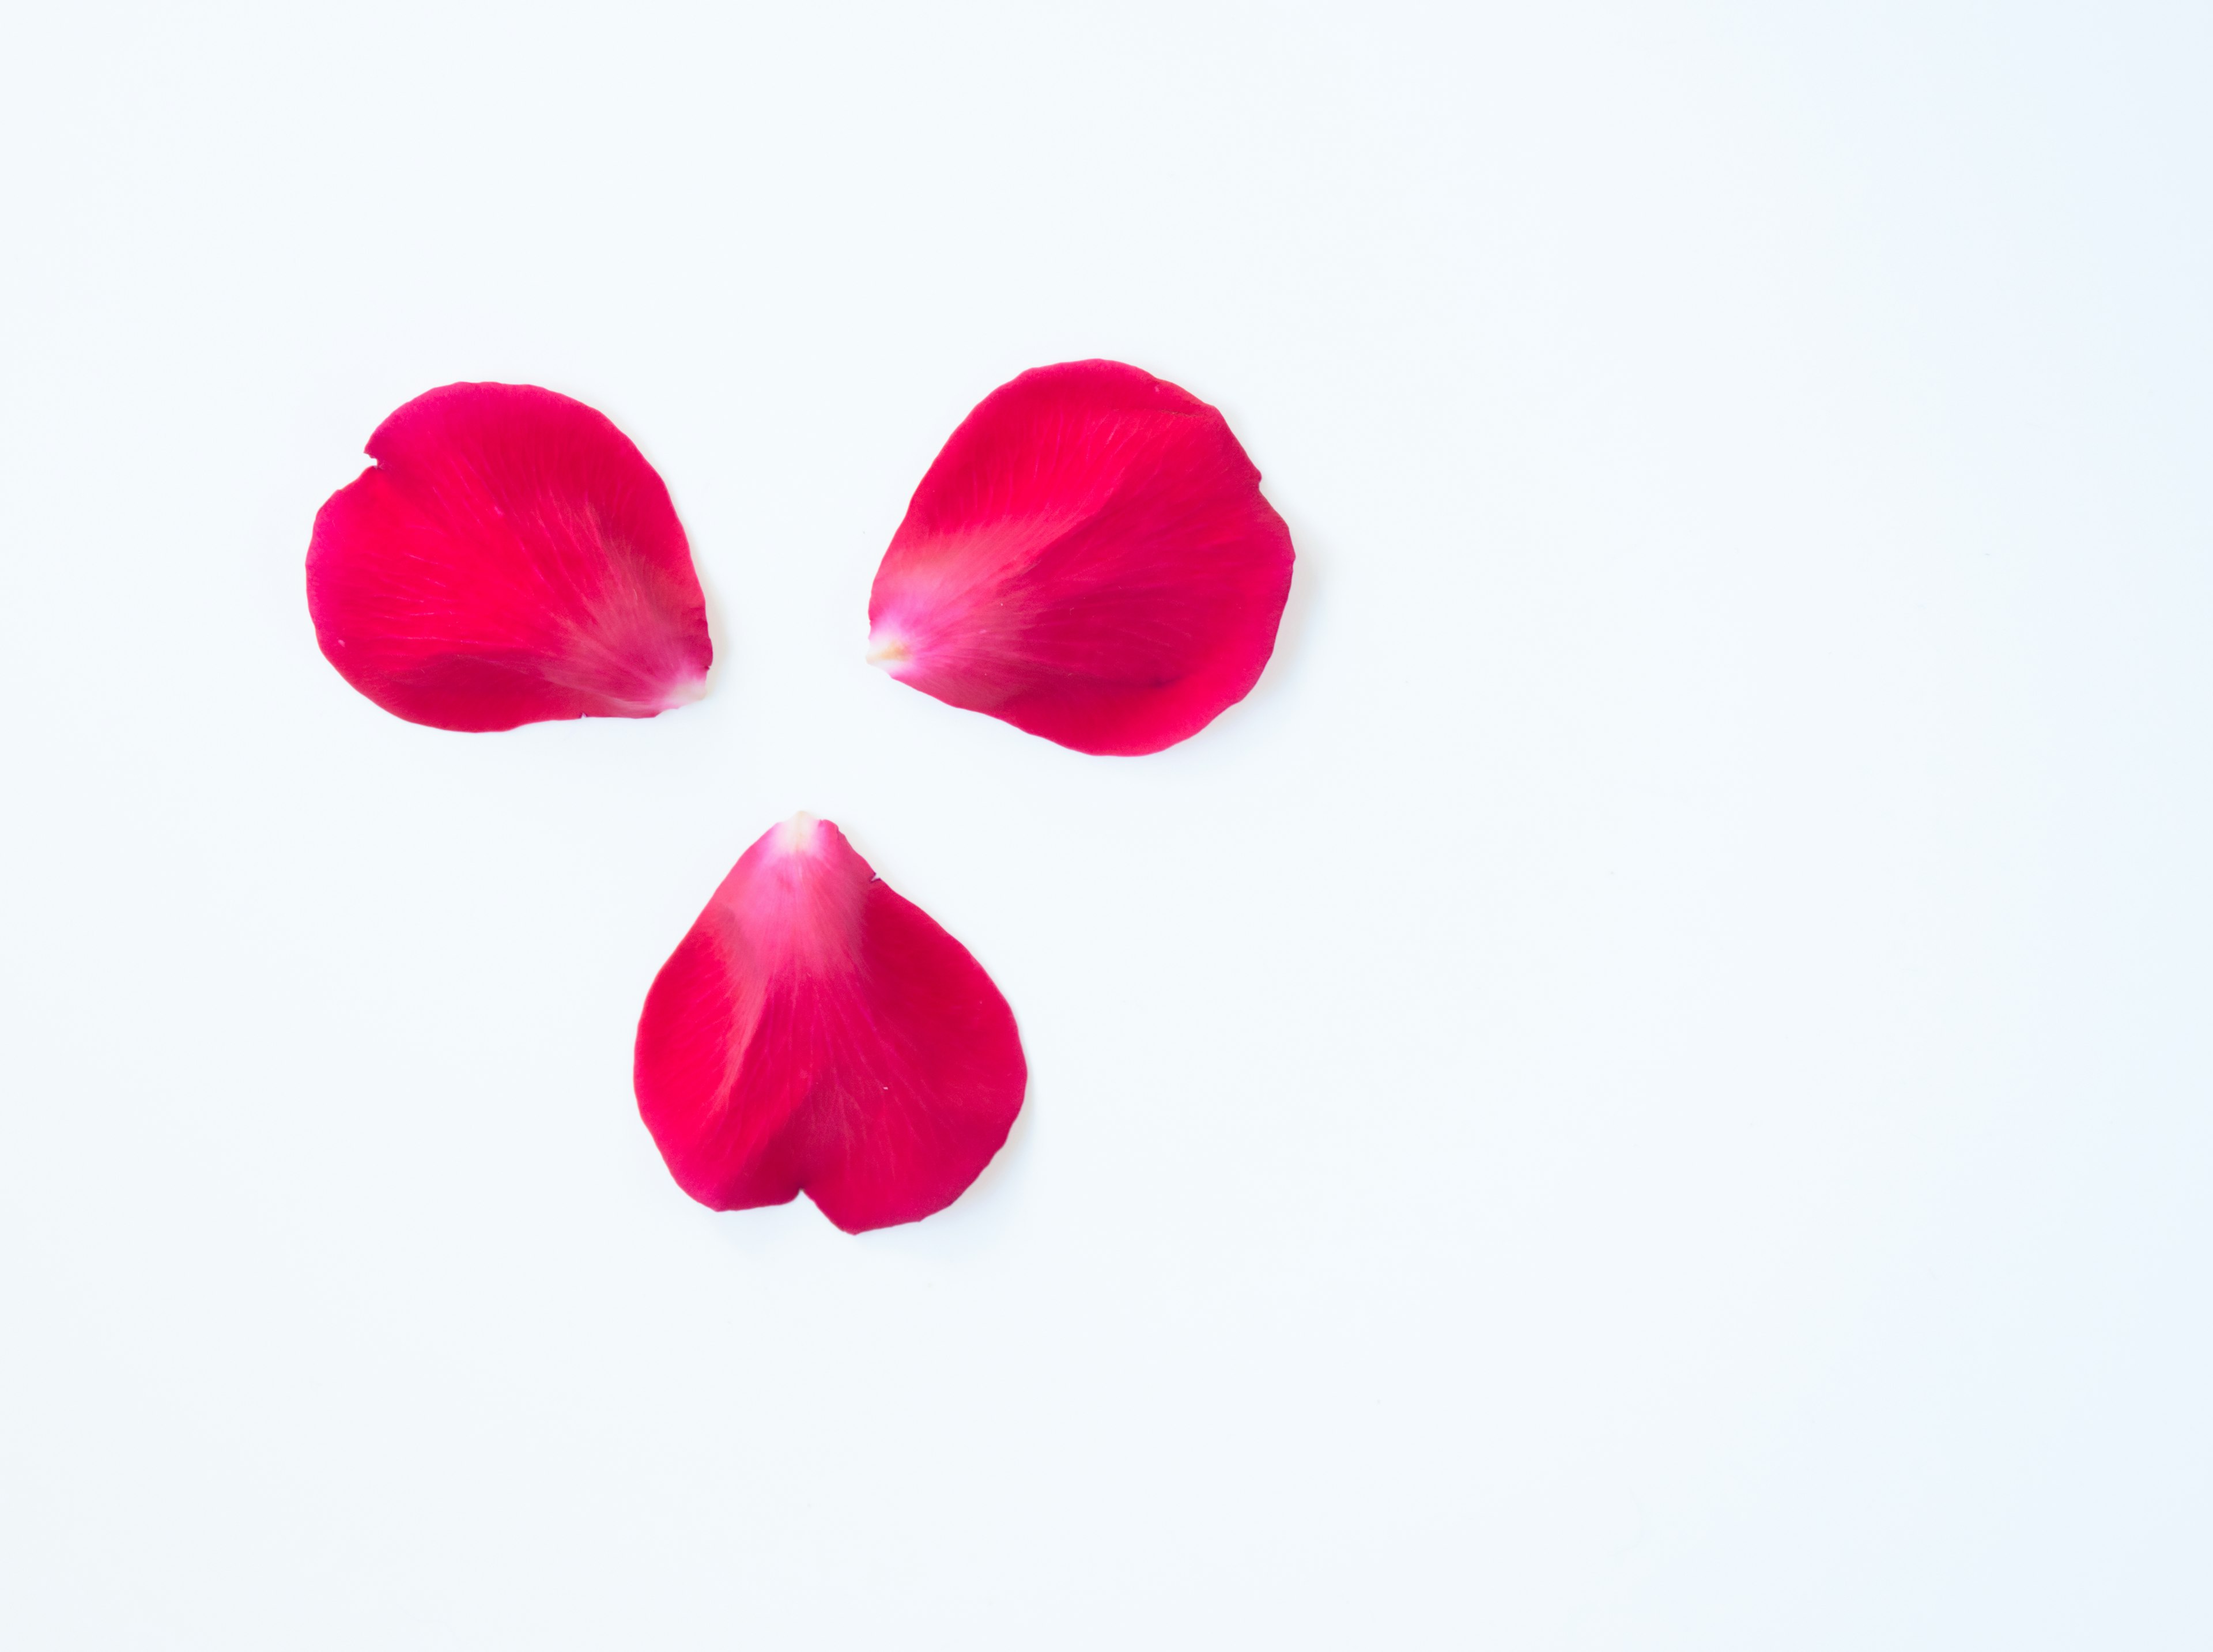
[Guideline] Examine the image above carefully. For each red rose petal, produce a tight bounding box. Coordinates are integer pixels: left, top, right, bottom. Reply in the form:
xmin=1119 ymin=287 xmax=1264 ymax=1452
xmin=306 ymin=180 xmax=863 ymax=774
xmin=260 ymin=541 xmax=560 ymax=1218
xmin=634 ymin=815 xmax=1026 ymax=1234
xmin=866 ymin=360 xmax=1296 ymax=756
xmin=307 ymin=383 xmax=712 ymax=732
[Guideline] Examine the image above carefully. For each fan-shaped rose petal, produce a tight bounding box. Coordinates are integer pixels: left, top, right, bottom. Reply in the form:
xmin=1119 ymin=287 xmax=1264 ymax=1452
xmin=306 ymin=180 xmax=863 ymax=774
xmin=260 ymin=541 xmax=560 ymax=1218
xmin=635 ymin=815 xmax=1026 ymax=1234
xmin=866 ymin=360 xmax=1295 ymax=755
xmin=307 ymin=383 xmax=712 ymax=732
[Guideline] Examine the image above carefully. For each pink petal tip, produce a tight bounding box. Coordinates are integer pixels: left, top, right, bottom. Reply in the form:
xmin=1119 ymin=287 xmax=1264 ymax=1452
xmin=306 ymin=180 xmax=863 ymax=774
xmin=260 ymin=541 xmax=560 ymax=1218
xmin=635 ymin=815 xmax=1027 ymax=1234
xmin=867 ymin=360 xmax=1296 ymax=755
xmin=307 ymin=382 xmax=713 ymax=732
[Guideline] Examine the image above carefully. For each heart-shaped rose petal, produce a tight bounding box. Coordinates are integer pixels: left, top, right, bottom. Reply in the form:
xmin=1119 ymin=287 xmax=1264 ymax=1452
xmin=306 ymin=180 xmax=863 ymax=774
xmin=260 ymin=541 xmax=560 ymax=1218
xmin=635 ymin=815 xmax=1026 ymax=1233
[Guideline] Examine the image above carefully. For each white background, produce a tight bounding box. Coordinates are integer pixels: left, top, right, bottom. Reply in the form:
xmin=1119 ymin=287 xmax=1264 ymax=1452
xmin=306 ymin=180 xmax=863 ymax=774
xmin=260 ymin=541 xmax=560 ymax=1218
xmin=2 ymin=2 xmax=2207 ymax=1645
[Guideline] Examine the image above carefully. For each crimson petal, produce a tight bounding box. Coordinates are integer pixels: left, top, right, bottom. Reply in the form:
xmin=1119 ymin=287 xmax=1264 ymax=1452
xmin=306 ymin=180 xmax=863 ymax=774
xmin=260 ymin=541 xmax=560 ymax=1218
xmin=307 ymin=383 xmax=712 ymax=732
xmin=866 ymin=360 xmax=1296 ymax=755
xmin=635 ymin=816 xmax=1026 ymax=1233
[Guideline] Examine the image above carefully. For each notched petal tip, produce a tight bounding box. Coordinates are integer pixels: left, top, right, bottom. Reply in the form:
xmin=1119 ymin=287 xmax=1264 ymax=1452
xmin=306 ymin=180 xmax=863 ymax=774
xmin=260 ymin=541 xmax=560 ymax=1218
xmin=866 ymin=358 xmax=1294 ymax=755
xmin=635 ymin=815 xmax=1026 ymax=1233
xmin=306 ymin=381 xmax=716 ymax=733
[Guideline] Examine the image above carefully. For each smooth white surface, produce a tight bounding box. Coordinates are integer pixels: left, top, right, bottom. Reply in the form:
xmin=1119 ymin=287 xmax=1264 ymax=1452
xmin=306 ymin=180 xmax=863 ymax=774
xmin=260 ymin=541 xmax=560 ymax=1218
xmin=3 ymin=3 xmax=2208 ymax=1645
